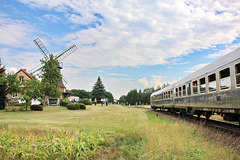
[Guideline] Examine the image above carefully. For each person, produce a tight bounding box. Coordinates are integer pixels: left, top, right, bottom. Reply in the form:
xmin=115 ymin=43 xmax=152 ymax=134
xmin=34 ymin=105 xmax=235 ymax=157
xmin=101 ymin=98 xmax=104 ymax=106
xmin=105 ymin=98 xmax=108 ymax=106
xmin=94 ymin=98 xmax=97 ymax=106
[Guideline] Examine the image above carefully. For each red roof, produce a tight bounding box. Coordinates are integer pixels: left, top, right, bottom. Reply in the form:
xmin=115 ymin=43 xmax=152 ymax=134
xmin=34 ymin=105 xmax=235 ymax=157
xmin=16 ymin=69 xmax=38 ymax=80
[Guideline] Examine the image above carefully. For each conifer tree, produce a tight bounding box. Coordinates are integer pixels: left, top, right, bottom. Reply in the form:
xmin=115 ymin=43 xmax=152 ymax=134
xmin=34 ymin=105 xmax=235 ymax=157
xmin=91 ymin=76 xmax=105 ymax=102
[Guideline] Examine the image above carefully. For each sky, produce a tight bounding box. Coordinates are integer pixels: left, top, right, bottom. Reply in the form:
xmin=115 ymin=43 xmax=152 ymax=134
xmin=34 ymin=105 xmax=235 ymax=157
xmin=1 ymin=0 xmax=240 ymax=99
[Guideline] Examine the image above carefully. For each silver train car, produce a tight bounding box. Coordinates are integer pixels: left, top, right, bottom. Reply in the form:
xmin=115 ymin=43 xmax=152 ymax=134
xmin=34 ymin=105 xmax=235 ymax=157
xmin=150 ymin=47 xmax=240 ymax=123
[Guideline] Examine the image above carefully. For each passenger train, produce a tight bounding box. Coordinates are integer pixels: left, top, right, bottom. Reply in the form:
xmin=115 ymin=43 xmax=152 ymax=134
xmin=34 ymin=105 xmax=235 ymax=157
xmin=150 ymin=47 xmax=240 ymax=123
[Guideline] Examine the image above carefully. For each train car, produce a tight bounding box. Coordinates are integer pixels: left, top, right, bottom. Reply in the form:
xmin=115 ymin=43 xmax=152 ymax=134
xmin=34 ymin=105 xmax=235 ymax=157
xmin=150 ymin=47 xmax=240 ymax=123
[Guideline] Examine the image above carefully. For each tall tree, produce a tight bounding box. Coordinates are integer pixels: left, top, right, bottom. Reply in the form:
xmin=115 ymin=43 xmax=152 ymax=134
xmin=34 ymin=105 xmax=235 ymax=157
xmin=91 ymin=76 xmax=105 ymax=102
xmin=40 ymin=54 xmax=62 ymax=105
xmin=20 ymin=78 xmax=42 ymax=110
xmin=126 ymin=89 xmax=138 ymax=105
xmin=0 ymin=66 xmax=7 ymax=110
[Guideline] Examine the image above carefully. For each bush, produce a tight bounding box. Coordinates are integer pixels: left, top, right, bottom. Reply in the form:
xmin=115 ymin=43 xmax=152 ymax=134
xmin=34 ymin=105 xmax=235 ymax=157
xmin=67 ymin=103 xmax=76 ymax=110
xmin=30 ymin=105 xmax=43 ymax=111
xmin=67 ymin=103 xmax=86 ymax=110
xmin=78 ymin=98 xmax=92 ymax=105
xmin=79 ymin=103 xmax=86 ymax=110
xmin=60 ymin=98 xmax=71 ymax=107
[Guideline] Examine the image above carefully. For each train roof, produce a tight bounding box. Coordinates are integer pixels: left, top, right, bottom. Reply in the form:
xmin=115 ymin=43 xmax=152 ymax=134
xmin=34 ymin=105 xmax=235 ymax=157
xmin=151 ymin=46 xmax=240 ymax=97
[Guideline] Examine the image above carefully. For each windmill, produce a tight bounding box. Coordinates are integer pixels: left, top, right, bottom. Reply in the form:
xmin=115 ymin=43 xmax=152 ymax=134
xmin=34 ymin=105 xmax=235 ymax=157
xmin=29 ymin=38 xmax=78 ymax=104
xmin=29 ymin=38 xmax=78 ymax=83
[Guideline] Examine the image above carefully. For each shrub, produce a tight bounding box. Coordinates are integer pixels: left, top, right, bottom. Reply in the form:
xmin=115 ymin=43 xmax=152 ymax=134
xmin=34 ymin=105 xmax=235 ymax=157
xmin=60 ymin=98 xmax=71 ymax=107
xmin=30 ymin=105 xmax=43 ymax=111
xmin=78 ymin=98 xmax=92 ymax=105
xmin=79 ymin=103 xmax=86 ymax=110
xmin=67 ymin=103 xmax=76 ymax=110
xmin=75 ymin=103 xmax=80 ymax=110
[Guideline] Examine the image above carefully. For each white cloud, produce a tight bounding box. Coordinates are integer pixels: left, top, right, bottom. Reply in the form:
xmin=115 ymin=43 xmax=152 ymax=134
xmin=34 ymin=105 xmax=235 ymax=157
xmin=0 ymin=17 xmax=35 ymax=47
xmin=206 ymin=44 xmax=240 ymax=58
xmin=43 ymin=14 xmax=61 ymax=23
xmin=107 ymin=73 xmax=128 ymax=76
xmin=138 ymin=77 xmax=149 ymax=87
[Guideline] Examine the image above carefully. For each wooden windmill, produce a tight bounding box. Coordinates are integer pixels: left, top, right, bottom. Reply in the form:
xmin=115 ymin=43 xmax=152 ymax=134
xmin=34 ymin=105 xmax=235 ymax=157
xmin=29 ymin=38 xmax=78 ymax=103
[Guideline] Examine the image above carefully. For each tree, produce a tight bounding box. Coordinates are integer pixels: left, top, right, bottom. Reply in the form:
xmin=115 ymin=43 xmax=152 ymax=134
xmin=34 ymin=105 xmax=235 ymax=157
xmin=126 ymin=89 xmax=138 ymax=105
xmin=119 ymin=95 xmax=127 ymax=104
xmin=40 ymin=54 xmax=62 ymax=105
xmin=91 ymin=76 xmax=106 ymax=102
xmin=20 ymin=78 xmax=42 ymax=110
xmin=0 ymin=66 xmax=7 ymax=110
xmin=105 ymin=91 xmax=114 ymax=103
xmin=70 ymin=89 xmax=91 ymax=99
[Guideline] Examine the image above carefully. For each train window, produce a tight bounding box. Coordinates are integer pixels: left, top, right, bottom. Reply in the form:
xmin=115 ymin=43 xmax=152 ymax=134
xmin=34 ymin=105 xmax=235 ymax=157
xmin=179 ymin=87 xmax=182 ymax=97
xmin=193 ymin=80 xmax=198 ymax=94
xmin=170 ymin=90 xmax=173 ymax=98
xmin=165 ymin=92 xmax=168 ymax=99
xmin=183 ymin=85 xmax=186 ymax=96
xmin=208 ymin=73 xmax=216 ymax=92
xmin=168 ymin=91 xmax=170 ymax=98
xmin=199 ymin=77 xmax=206 ymax=93
xmin=175 ymin=88 xmax=178 ymax=97
xmin=235 ymin=63 xmax=240 ymax=87
xmin=220 ymin=68 xmax=231 ymax=90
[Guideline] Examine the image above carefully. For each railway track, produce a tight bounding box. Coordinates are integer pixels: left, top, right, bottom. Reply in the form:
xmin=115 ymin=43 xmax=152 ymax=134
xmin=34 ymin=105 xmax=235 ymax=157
xmin=149 ymin=109 xmax=240 ymax=135
xmin=131 ymin=106 xmax=240 ymax=135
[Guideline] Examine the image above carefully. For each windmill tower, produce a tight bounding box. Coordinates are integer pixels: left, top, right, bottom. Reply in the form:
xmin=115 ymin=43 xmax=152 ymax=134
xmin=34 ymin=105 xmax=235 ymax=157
xmin=29 ymin=38 xmax=78 ymax=104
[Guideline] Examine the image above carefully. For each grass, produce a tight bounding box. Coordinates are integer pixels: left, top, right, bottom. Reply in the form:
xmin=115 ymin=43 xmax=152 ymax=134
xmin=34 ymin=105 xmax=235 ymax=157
xmin=0 ymin=104 xmax=239 ymax=159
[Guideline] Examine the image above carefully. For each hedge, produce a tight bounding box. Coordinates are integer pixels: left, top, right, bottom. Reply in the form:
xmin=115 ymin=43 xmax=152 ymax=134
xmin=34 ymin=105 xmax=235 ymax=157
xmin=67 ymin=103 xmax=86 ymax=110
xmin=30 ymin=105 xmax=43 ymax=111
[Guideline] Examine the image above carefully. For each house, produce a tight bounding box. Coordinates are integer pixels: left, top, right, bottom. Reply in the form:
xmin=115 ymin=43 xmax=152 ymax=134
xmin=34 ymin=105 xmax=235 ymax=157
xmin=7 ymin=69 xmax=36 ymax=99
xmin=11 ymin=69 xmax=70 ymax=101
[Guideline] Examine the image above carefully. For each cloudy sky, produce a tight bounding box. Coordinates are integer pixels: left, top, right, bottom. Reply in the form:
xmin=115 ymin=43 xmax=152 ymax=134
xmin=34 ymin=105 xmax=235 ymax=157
xmin=1 ymin=0 xmax=240 ymax=99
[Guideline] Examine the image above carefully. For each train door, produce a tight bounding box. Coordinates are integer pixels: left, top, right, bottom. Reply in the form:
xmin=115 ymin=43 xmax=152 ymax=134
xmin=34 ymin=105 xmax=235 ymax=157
xmin=187 ymin=82 xmax=191 ymax=111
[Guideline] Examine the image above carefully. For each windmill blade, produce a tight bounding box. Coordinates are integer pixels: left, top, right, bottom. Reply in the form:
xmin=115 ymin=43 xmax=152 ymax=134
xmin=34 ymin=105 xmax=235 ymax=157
xmin=55 ymin=44 xmax=78 ymax=61
xmin=61 ymin=74 xmax=68 ymax=85
xmin=29 ymin=63 xmax=44 ymax=74
xmin=34 ymin=38 xmax=50 ymax=59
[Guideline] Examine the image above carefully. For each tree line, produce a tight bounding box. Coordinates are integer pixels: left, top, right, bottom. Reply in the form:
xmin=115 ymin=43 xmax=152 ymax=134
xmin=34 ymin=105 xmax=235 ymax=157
xmin=118 ymin=83 xmax=169 ymax=105
xmin=68 ymin=77 xmax=114 ymax=103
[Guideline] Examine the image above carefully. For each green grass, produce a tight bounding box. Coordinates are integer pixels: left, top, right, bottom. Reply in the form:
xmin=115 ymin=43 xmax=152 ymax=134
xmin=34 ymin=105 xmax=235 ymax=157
xmin=0 ymin=104 xmax=239 ymax=159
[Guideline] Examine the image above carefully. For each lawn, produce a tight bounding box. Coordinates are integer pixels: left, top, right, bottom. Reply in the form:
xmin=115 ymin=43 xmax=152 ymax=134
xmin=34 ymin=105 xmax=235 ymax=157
xmin=0 ymin=105 xmax=239 ymax=159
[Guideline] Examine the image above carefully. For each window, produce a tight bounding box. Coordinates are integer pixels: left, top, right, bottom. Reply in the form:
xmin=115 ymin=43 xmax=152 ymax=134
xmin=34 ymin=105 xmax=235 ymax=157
xmin=179 ymin=87 xmax=182 ymax=97
xmin=208 ymin=73 xmax=216 ymax=92
xmin=12 ymin=93 xmax=18 ymax=98
xmin=170 ymin=90 xmax=173 ymax=98
xmin=235 ymin=63 xmax=240 ymax=87
xmin=19 ymin=76 xmax=24 ymax=82
xmin=199 ymin=77 xmax=206 ymax=93
xmin=183 ymin=85 xmax=186 ymax=96
xmin=168 ymin=91 xmax=170 ymax=98
xmin=175 ymin=88 xmax=178 ymax=97
xmin=193 ymin=80 xmax=198 ymax=94
xmin=220 ymin=68 xmax=231 ymax=90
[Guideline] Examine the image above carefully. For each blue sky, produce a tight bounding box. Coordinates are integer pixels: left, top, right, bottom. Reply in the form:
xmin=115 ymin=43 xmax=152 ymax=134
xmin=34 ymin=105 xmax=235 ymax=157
xmin=1 ymin=0 xmax=240 ymax=99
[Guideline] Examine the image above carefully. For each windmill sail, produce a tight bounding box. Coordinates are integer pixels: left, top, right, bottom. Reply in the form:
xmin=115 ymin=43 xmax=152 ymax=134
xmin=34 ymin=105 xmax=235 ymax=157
xmin=33 ymin=38 xmax=50 ymax=59
xmin=55 ymin=44 xmax=78 ymax=61
xmin=29 ymin=63 xmax=44 ymax=74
